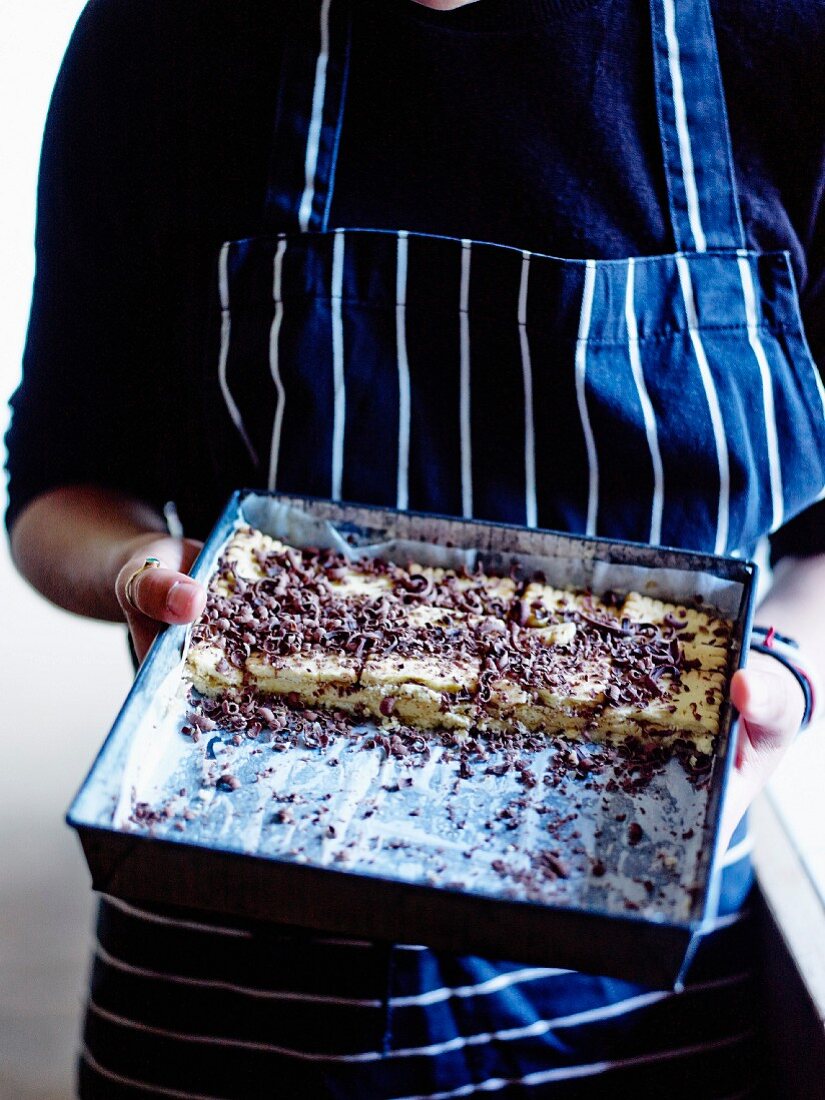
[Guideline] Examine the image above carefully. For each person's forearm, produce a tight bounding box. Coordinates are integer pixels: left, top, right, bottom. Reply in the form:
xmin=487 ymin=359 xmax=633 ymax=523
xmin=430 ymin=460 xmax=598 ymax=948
xmin=754 ymin=553 xmax=825 ymax=684
xmin=9 ymin=485 xmax=167 ymax=621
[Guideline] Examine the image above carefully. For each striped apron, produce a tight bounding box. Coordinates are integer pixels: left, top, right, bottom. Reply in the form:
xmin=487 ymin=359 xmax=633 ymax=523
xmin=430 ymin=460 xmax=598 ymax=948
xmin=80 ymin=1 xmax=825 ymax=1096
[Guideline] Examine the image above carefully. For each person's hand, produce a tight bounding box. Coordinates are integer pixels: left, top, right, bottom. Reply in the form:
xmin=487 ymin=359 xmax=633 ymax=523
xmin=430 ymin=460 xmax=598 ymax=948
xmin=115 ymin=533 xmax=206 ymax=662
xmin=721 ymin=650 xmax=807 ymax=847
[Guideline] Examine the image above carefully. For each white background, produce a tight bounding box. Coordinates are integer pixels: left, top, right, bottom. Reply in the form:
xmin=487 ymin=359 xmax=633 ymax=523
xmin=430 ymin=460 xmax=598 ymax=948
xmin=1 ymin=5 xmax=132 ymax=1097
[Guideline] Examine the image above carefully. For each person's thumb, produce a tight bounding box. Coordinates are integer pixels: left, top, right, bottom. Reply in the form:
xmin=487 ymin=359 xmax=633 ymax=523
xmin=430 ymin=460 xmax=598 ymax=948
xmin=730 ymin=661 xmax=803 ymax=763
xmin=115 ymin=537 xmax=206 ymax=661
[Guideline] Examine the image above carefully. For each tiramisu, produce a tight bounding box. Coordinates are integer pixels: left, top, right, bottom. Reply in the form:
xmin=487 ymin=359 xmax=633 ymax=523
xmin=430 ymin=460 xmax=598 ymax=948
xmin=186 ymin=527 xmax=732 ymax=754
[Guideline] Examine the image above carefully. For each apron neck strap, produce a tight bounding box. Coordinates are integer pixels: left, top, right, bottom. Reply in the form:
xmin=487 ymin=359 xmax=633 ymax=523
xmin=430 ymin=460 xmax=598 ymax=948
xmin=649 ymin=0 xmax=745 ymax=253
xmin=263 ymin=0 xmax=745 ymax=252
xmin=263 ymin=0 xmax=352 ymax=234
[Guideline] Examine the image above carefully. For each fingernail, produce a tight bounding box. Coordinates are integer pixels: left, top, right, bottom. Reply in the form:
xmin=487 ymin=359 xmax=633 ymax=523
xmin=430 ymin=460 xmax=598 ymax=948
xmin=166 ymin=580 xmax=199 ymax=618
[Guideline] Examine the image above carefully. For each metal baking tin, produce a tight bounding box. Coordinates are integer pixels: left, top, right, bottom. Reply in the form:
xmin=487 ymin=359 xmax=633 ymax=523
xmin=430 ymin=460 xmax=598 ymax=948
xmin=67 ymin=490 xmax=757 ymax=989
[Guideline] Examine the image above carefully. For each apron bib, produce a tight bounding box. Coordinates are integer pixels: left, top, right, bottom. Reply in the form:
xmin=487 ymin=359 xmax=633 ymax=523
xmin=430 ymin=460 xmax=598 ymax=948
xmin=206 ymin=0 xmax=825 ymax=558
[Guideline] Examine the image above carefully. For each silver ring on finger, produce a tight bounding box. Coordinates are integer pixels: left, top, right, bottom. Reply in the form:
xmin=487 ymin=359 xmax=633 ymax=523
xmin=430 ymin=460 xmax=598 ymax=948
xmin=125 ymin=556 xmax=162 ymax=610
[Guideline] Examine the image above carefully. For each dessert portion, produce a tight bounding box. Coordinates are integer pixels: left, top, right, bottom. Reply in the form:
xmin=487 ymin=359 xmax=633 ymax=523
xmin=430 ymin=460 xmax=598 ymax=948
xmin=186 ymin=527 xmax=733 ymax=753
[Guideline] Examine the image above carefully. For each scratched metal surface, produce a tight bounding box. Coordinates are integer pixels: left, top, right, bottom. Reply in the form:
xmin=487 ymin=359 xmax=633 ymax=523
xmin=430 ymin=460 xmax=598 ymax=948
xmin=70 ymin=492 xmax=756 ymax=931
xmin=111 ymin=714 xmax=714 ymax=924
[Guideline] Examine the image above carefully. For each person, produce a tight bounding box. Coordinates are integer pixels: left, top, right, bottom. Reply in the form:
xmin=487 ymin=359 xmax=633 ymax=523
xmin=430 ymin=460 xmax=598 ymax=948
xmin=6 ymin=0 xmax=825 ymax=1095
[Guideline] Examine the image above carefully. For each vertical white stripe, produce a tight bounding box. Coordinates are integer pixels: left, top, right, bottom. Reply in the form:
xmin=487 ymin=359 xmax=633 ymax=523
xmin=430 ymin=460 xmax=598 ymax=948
xmin=737 ymin=251 xmax=784 ymax=533
xmin=518 ymin=251 xmax=538 ymax=527
xmin=625 ymin=258 xmax=665 ymax=544
xmin=95 ymin=942 xmax=382 ymax=1006
xmin=394 ymin=1031 xmax=754 ymax=1099
xmin=575 ymin=260 xmax=598 ymax=536
xmin=298 ymin=0 xmax=332 ymax=232
xmin=720 ymin=830 xmax=753 ymax=868
xmin=103 ymin=895 xmax=253 ymax=938
xmin=676 ymin=254 xmax=731 ymax=553
xmin=82 ymin=1047 xmax=222 ymax=1100
xmin=217 ymin=242 xmax=258 ymax=466
xmin=331 ymin=228 xmax=346 ymax=500
xmin=663 ymin=0 xmax=707 ymax=253
xmin=810 ymin=347 xmax=825 ymax=421
xmin=163 ymin=501 xmax=184 ymax=540
xmin=389 ymin=967 xmax=569 ymax=1008
xmin=396 ymin=232 xmax=411 ymax=511
xmin=268 ymin=237 xmax=288 ymax=490
xmin=460 ymin=239 xmax=473 ymax=519
xmin=703 ymin=908 xmax=747 ymax=932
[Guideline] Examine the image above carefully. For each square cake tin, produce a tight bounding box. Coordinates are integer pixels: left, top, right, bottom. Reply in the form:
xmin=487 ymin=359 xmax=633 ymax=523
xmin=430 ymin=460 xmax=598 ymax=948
xmin=67 ymin=490 xmax=757 ymax=989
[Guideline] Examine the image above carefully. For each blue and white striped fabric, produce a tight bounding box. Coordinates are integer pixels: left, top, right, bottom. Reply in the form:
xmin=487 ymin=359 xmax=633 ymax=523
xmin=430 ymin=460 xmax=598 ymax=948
xmin=81 ymin=0 xmax=823 ymax=1095
xmin=213 ymin=230 xmax=825 ymax=554
xmin=82 ymin=829 xmax=759 ymax=1098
